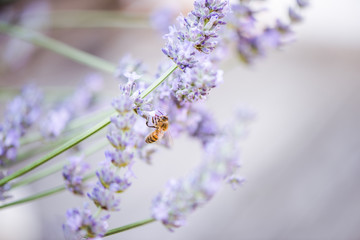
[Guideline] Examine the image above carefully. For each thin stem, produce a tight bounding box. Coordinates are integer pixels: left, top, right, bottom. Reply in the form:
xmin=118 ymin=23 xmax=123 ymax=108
xmin=140 ymin=64 xmax=178 ymax=99
xmin=94 ymin=207 xmax=103 ymax=218
xmin=12 ymin=138 xmax=109 ymax=189
xmin=20 ymin=107 xmax=113 ymax=146
xmin=0 ymin=111 xmax=117 ymax=186
xmin=105 ymin=218 xmax=156 ymax=237
xmin=0 ymin=185 xmax=65 ymax=209
xmin=42 ymin=10 xmax=151 ymax=29
xmin=0 ymin=21 xmax=117 ymax=74
xmin=0 ymin=172 xmax=96 ymax=209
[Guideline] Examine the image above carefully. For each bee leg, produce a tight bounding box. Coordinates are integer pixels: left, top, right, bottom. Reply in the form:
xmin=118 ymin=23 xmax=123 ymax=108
xmin=146 ymin=118 xmax=156 ymax=129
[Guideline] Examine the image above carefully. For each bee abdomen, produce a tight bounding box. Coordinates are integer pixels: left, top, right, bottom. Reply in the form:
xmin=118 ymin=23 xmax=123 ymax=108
xmin=145 ymin=132 xmax=158 ymax=143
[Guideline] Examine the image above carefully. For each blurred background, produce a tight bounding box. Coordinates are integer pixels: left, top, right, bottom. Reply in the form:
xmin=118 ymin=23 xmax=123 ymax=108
xmin=1 ymin=0 xmax=360 ymax=239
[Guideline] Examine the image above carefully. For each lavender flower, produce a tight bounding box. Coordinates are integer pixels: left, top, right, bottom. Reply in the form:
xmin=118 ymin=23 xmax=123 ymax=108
xmin=41 ymin=74 xmax=102 ymax=138
xmin=114 ymin=55 xmax=146 ymax=83
xmin=151 ymin=108 xmax=254 ymax=231
xmin=296 ymin=0 xmax=309 ymax=8
xmin=150 ymin=7 xmax=176 ymax=34
xmin=63 ymin=203 xmax=109 ymax=240
xmin=162 ymin=0 xmax=230 ymax=70
xmin=96 ymin=162 xmax=131 ymax=193
xmin=0 ymin=84 xmax=42 ymax=164
xmin=227 ymin=175 xmax=245 ymax=190
xmin=104 ymin=149 xmax=134 ymax=168
xmin=63 ymin=156 xmax=90 ymax=195
xmin=172 ymin=58 xmax=223 ymax=103
xmin=87 ymin=182 xmax=120 ymax=211
xmin=289 ymin=7 xmax=303 ymax=23
xmin=225 ymin=2 xmax=294 ymax=64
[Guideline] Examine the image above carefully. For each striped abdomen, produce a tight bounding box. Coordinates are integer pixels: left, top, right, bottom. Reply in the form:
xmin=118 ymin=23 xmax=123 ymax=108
xmin=145 ymin=129 xmax=164 ymax=143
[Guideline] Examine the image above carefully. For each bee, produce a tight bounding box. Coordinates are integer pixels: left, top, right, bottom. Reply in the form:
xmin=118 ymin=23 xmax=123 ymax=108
xmin=145 ymin=115 xmax=169 ymax=144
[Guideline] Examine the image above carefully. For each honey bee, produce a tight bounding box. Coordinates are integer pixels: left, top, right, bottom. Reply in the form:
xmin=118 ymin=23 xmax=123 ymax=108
xmin=145 ymin=115 xmax=169 ymax=144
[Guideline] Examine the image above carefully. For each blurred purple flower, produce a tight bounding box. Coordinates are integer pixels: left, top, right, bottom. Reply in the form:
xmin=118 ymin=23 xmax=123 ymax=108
xmin=227 ymin=175 xmax=246 ymax=190
xmin=104 ymin=149 xmax=134 ymax=168
xmin=41 ymin=74 xmax=102 ymax=138
xmin=151 ymin=107 xmax=254 ymax=230
xmin=296 ymin=0 xmax=309 ymax=8
xmin=63 ymin=156 xmax=90 ymax=195
xmin=150 ymin=7 xmax=177 ymax=34
xmin=0 ymin=84 xmax=43 ymax=163
xmin=96 ymin=161 xmax=131 ymax=193
xmin=63 ymin=203 xmax=109 ymax=240
xmin=289 ymin=7 xmax=303 ymax=23
xmin=87 ymin=182 xmax=120 ymax=211
xmin=114 ymin=55 xmax=146 ymax=83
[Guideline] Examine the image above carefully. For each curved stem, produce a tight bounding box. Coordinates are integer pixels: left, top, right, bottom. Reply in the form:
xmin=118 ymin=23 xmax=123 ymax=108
xmin=0 ymin=111 xmax=117 ymax=186
xmin=0 ymin=185 xmax=65 ymax=209
xmin=43 ymin=10 xmax=151 ymax=29
xmin=140 ymin=64 xmax=178 ymax=99
xmin=105 ymin=218 xmax=156 ymax=237
xmin=0 ymin=21 xmax=117 ymax=74
xmin=0 ymin=173 xmax=96 ymax=209
xmin=12 ymin=138 xmax=109 ymax=189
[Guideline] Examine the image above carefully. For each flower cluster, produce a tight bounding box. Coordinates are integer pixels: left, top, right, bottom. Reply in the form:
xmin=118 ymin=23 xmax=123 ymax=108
xmin=62 ymin=156 xmax=90 ymax=195
xmin=225 ymin=0 xmax=307 ymax=64
xmin=0 ymin=84 xmax=42 ymax=164
xmin=162 ymin=0 xmax=230 ymax=70
xmin=40 ymin=74 xmax=103 ymax=138
xmin=63 ymin=203 xmax=109 ymax=240
xmin=151 ymin=108 xmax=255 ymax=231
xmin=87 ymin=88 xmax=136 ymax=211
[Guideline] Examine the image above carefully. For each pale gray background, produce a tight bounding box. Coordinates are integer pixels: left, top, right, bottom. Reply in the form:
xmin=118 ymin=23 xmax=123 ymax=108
xmin=1 ymin=0 xmax=360 ymax=239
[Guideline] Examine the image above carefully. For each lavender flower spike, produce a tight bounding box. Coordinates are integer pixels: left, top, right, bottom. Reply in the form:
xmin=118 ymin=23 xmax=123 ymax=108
xmin=162 ymin=0 xmax=230 ymax=70
xmin=62 ymin=156 xmax=90 ymax=195
xmin=0 ymin=84 xmax=43 ymax=164
xmin=63 ymin=203 xmax=109 ymax=240
xmin=87 ymin=182 xmax=120 ymax=211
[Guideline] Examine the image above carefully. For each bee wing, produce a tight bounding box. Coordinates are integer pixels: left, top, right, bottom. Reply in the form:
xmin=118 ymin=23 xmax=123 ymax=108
xmin=162 ymin=129 xmax=173 ymax=148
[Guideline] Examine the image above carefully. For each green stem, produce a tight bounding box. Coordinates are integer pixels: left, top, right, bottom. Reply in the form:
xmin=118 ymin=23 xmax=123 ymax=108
xmin=12 ymin=138 xmax=109 ymax=189
xmin=0 ymin=172 xmax=96 ymax=209
xmin=0 ymin=21 xmax=117 ymax=74
xmin=43 ymin=10 xmax=151 ymax=29
xmin=0 ymin=111 xmax=117 ymax=186
xmin=20 ymin=107 xmax=113 ymax=146
xmin=140 ymin=63 xmax=178 ymax=99
xmin=0 ymin=185 xmax=65 ymax=209
xmin=105 ymin=218 xmax=156 ymax=236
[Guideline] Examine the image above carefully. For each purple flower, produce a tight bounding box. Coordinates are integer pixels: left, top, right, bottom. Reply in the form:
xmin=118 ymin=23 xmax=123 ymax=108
xmin=150 ymin=7 xmax=176 ymax=34
xmin=296 ymin=0 xmax=309 ymax=8
xmin=172 ymin=58 xmax=223 ymax=103
xmin=114 ymin=55 xmax=145 ymax=83
xmin=87 ymin=182 xmax=120 ymax=211
xmin=104 ymin=149 xmax=134 ymax=168
xmin=96 ymin=162 xmax=131 ymax=193
xmin=0 ymin=84 xmax=42 ymax=163
xmin=289 ymin=7 xmax=303 ymax=23
xmin=107 ymin=124 xmax=136 ymax=150
xmin=63 ymin=203 xmax=109 ymax=240
xmin=162 ymin=0 xmax=230 ymax=70
xmin=63 ymin=156 xmax=90 ymax=195
xmin=151 ymin=108 xmax=254 ymax=231
xmin=41 ymin=75 xmax=103 ymax=138
xmin=227 ymin=175 xmax=246 ymax=190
